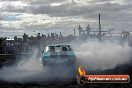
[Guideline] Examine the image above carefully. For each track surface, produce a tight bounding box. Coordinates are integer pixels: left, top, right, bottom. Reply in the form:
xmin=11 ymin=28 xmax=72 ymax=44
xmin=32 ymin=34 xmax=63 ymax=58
xmin=0 ymin=59 xmax=132 ymax=88
xmin=0 ymin=81 xmax=132 ymax=88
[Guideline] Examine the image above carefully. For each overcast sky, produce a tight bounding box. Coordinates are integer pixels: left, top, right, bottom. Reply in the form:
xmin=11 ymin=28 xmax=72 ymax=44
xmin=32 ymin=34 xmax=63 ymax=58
xmin=0 ymin=0 xmax=132 ymax=35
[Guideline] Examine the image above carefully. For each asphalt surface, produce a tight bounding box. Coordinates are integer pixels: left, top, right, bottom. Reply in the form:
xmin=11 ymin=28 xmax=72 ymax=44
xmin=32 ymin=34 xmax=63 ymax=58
xmin=0 ymin=58 xmax=132 ymax=88
xmin=0 ymin=81 xmax=132 ymax=88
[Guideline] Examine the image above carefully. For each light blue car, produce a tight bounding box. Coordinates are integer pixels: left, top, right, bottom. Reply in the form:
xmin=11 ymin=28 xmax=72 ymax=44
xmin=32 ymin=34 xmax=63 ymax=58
xmin=41 ymin=44 xmax=76 ymax=66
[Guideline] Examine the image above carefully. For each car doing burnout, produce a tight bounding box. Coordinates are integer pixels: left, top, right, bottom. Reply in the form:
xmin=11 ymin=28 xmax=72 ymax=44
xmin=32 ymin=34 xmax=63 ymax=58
xmin=40 ymin=44 xmax=77 ymax=80
xmin=41 ymin=44 xmax=76 ymax=66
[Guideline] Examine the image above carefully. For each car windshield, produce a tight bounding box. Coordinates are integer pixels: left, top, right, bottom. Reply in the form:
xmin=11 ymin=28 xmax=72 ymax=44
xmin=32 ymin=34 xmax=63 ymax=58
xmin=62 ymin=47 xmax=68 ymax=51
xmin=49 ymin=46 xmax=55 ymax=52
xmin=46 ymin=45 xmax=72 ymax=52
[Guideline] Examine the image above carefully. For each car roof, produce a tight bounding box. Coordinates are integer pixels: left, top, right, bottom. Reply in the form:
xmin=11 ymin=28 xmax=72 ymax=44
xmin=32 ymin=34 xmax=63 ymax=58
xmin=47 ymin=44 xmax=71 ymax=47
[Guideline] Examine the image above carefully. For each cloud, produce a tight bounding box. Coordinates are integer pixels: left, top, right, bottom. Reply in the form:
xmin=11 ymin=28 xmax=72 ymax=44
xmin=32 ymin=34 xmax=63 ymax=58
xmin=0 ymin=0 xmax=132 ymax=35
xmin=0 ymin=1 xmax=28 ymax=12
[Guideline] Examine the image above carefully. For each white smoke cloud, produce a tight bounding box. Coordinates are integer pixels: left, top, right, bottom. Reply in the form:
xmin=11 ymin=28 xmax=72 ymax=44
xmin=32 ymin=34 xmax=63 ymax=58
xmin=0 ymin=49 xmax=74 ymax=82
xmin=72 ymin=40 xmax=131 ymax=70
xmin=0 ymin=49 xmax=45 ymax=82
xmin=0 ymin=40 xmax=131 ymax=83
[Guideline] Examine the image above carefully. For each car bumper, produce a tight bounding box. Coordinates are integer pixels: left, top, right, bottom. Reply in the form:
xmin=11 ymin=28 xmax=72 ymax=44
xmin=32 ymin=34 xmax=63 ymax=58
xmin=42 ymin=59 xmax=75 ymax=66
